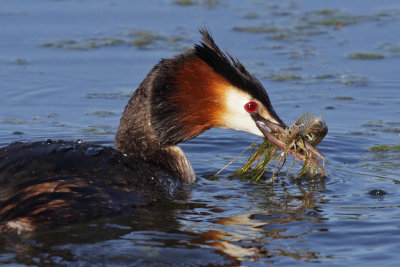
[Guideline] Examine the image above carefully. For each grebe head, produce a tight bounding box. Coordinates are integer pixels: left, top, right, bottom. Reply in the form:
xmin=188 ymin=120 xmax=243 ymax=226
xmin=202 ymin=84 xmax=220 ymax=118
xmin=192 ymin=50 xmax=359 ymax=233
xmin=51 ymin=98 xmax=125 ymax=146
xmin=150 ymin=29 xmax=286 ymax=145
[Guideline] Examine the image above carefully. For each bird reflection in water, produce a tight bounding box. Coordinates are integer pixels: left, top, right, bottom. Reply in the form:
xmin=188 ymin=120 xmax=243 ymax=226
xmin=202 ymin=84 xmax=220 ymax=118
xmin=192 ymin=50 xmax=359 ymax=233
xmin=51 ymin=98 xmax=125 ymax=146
xmin=187 ymin=180 xmax=326 ymax=264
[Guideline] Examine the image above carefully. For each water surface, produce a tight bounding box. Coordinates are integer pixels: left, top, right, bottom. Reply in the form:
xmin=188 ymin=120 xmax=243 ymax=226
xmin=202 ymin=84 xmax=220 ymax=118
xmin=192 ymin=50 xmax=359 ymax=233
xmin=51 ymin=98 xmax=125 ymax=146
xmin=1 ymin=0 xmax=400 ymax=266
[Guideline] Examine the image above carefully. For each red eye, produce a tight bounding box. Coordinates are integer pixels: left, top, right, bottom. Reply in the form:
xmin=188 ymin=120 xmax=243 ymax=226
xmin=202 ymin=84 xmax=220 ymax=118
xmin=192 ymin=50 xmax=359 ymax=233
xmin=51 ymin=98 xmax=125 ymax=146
xmin=244 ymin=101 xmax=258 ymax=113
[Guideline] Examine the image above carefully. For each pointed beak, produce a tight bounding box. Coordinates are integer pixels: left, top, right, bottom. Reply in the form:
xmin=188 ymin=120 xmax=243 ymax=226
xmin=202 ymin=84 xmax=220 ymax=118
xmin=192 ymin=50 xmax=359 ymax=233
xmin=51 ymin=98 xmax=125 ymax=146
xmin=253 ymin=114 xmax=326 ymax=166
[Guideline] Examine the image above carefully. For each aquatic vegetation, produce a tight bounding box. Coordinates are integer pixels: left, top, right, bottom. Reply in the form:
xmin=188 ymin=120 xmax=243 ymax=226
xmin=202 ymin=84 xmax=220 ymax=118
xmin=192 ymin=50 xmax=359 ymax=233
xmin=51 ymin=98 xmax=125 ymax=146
xmin=130 ymin=31 xmax=165 ymax=49
xmin=40 ymin=30 xmax=189 ymax=51
xmin=271 ymin=73 xmax=302 ymax=82
xmin=243 ymin=13 xmax=260 ymax=20
xmin=334 ymin=96 xmax=354 ymax=100
xmin=299 ymin=8 xmax=400 ymax=30
xmin=368 ymin=144 xmax=400 ymax=152
xmin=174 ymin=0 xmax=222 ymax=8
xmin=228 ymin=114 xmax=327 ymax=182
xmin=261 ymin=70 xmax=303 ymax=82
xmin=383 ymin=128 xmax=400 ymax=134
xmin=233 ymin=25 xmax=278 ymax=34
xmin=348 ymin=53 xmax=384 ymax=60
xmin=284 ymin=66 xmax=302 ymax=71
xmin=361 ymin=120 xmax=400 ymax=134
xmin=87 ymin=111 xmax=117 ymax=117
xmin=174 ymin=0 xmax=195 ymax=5
xmin=81 ymin=125 xmax=114 ymax=135
xmin=315 ymin=74 xmax=335 ymax=80
xmin=2 ymin=118 xmax=27 ymax=125
xmin=362 ymin=120 xmax=383 ymax=128
xmin=41 ymin=37 xmax=124 ymax=50
xmin=41 ymin=39 xmax=77 ymax=49
xmin=350 ymin=131 xmax=376 ymax=136
xmin=47 ymin=113 xmax=59 ymax=118
xmin=364 ymin=139 xmax=400 ymax=175
xmin=86 ymin=91 xmax=131 ymax=99
xmin=233 ymin=25 xmax=302 ymax=42
xmin=301 ymin=9 xmax=359 ymax=27
xmin=359 ymin=121 xmax=400 ymax=142
xmin=233 ymin=8 xmax=400 ymax=45
xmin=232 ymin=8 xmax=364 ymax=57
xmin=386 ymin=122 xmax=400 ymax=126
xmin=201 ymin=0 xmax=221 ymax=8
xmin=14 ymin=58 xmax=28 ymax=65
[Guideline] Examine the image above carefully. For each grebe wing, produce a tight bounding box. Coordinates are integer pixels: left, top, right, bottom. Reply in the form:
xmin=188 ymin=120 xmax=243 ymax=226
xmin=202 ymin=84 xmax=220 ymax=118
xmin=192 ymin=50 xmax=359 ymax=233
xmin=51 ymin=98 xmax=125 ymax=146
xmin=0 ymin=140 xmax=180 ymax=231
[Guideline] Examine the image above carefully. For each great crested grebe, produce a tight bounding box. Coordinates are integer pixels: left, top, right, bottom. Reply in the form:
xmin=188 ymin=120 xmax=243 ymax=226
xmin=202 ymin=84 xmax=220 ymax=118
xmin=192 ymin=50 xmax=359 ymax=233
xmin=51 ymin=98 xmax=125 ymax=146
xmin=0 ymin=29 xmax=324 ymax=233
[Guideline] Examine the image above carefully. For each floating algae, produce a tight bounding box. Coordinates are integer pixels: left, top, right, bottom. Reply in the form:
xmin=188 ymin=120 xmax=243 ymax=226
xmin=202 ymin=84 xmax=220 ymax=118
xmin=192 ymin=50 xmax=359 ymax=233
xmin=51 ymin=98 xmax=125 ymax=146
xmin=228 ymin=113 xmax=328 ymax=182
xmin=368 ymin=144 xmax=400 ymax=152
xmin=348 ymin=53 xmax=384 ymax=60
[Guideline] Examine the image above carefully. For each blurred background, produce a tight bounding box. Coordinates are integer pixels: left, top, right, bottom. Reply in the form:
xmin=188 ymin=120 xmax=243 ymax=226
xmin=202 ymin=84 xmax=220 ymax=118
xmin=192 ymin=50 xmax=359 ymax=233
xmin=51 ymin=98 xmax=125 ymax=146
xmin=1 ymin=0 xmax=400 ymax=266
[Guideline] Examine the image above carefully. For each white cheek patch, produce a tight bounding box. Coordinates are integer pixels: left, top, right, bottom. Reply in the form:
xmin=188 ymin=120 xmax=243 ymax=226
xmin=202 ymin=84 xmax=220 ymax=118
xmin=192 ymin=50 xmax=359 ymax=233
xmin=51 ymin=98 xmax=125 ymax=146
xmin=220 ymin=87 xmax=264 ymax=137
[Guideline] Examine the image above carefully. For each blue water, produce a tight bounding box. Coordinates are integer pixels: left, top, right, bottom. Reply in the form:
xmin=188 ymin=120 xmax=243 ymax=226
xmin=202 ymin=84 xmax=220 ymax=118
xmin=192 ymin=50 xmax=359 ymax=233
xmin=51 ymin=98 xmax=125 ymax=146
xmin=1 ymin=0 xmax=400 ymax=265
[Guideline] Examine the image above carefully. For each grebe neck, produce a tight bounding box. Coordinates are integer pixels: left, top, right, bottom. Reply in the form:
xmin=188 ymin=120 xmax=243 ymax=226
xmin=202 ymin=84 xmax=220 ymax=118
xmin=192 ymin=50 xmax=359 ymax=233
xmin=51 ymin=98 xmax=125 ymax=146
xmin=115 ymin=79 xmax=196 ymax=185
